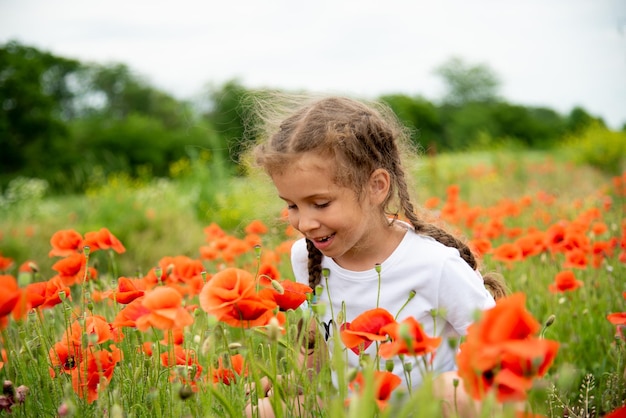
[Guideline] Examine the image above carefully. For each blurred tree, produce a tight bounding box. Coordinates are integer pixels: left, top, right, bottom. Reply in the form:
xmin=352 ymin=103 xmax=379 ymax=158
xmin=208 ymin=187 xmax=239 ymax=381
xmin=566 ymin=106 xmax=604 ymax=134
xmin=202 ymin=80 xmax=257 ymax=167
xmin=0 ymin=41 xmax=80 ymax=181
xmin=435 ymin=57 xmax=501 ymax=106
xmin=380 ymin=94 xmax=443 ymax=152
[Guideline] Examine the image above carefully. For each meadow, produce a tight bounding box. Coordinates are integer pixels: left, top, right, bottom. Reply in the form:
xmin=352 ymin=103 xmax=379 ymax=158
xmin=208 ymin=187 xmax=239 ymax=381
xmin=0 ymin=149 xmax=624 ymax=417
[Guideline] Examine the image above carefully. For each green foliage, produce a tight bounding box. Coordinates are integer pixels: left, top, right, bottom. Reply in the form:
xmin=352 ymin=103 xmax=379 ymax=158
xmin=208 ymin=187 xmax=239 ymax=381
xmin=0 ymin=41 xmax=80 ymax=183
xmin=202 ymin=80 xmax=259 ymax=168
xmin=434 ymin=56 xmax=501 ymax=106
xmin=560 ymin=122 xmax=626 ymax=175
xmin=379 ymin=94 xmax=443 ymax=152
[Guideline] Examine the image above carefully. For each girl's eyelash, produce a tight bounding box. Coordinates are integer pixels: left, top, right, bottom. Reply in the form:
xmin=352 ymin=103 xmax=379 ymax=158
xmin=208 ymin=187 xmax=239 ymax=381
xmin=315 ymin=202 xmax=330 ymax=208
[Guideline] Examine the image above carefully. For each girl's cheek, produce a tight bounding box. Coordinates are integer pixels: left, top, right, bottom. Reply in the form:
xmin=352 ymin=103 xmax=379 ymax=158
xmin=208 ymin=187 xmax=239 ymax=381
xmin=288 ymin=215 xmax=300 ymax=231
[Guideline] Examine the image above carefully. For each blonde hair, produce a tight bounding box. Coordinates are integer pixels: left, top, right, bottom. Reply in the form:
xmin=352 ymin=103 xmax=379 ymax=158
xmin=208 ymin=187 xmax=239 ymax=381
xmin=252 ymin=95 xmax=507 ymax=299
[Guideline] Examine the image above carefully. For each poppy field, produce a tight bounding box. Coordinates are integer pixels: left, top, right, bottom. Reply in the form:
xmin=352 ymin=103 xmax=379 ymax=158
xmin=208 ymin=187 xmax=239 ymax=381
xmin=0 ymin=151 xmax=625 ymax=417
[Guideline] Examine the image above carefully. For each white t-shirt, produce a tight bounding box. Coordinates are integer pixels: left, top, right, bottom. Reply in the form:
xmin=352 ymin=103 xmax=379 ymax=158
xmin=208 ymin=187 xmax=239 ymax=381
xmin=290 ymin=227 xmax=495 ymax=388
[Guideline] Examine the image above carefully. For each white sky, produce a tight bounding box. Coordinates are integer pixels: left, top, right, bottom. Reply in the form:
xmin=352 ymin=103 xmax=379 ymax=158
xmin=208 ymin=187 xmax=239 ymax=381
xmin=1 ymin=0 xmax=625 ymax=128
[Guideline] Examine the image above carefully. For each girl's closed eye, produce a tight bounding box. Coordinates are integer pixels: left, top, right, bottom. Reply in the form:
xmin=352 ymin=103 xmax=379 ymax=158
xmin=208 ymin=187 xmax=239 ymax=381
xmin=314 ymin=202 xmax=330 ymax=208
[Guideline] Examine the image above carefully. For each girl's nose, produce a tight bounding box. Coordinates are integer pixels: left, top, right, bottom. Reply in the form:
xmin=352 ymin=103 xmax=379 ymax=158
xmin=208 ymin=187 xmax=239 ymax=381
xmin=297 ymin=211 xmax=319 ymax=233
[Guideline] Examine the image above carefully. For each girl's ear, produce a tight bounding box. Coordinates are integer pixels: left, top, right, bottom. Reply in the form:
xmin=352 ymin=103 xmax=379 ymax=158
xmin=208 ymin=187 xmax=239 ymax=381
xmin=368 ymin=168 xmax=391 ymax=205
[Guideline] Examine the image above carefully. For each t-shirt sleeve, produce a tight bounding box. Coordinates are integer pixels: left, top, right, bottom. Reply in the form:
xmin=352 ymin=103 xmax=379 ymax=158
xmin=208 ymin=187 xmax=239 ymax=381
xmin=437 ymin=254 xmax=495 ymax=335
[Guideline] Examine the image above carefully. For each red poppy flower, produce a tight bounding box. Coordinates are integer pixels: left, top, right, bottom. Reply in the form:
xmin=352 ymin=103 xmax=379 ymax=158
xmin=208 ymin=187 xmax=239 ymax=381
xmin=348 ymin=370 xmax=402 ymax=410
xmin=0 ymin=255 xmax=14 ymax=272
xmin=548 ymin=271 xmax=583 ymax=293
xmin=62 ymin=315 xmax=117 ymax=348
xmin=71 ymin=345 xmax=122 ymax=403
xmin=340 ymin=308 xmax=396 ymax=355
xmin=245 ymin=220 xmax=269 ymax=235
xmin=199 ymin=268 xmax=277 ymax=327
xmin=49 ymin=341 xmax=83 ymax=377
xmin=469 ymin=238 xmax=492 ymax=257
xmin=212 ymin=354 xmax=247 ymax=385
xmin=52 ymin=253 xmax=97 ymax=285
xmin=161 ymin=345 xmax=203 ymax=384
xmin=605 ymin=404 xmax=626 ymax=418
xmin=258 ymin=276 xmax=312 ymax=311
xmin=27 ymin=276 xmax=72 ymax=309
xmin=491 ymin=243 xmax=524 ymax=268
xmin=112 ymin=298 xmax=150 ymax=328
xmin=0 ymin=275 xmax=21 ymax=317
xmin=109 ymin=276 xmax=146 ymax=304
xmin=456 ymin=293 xmax=559 ymax=403
xmin=48 ymin=229 xmax=84 ymax=257
xmin=378 ymin=316 xmax=441 ymax=358
xmin=607 ymin=312 xmax=626 ymax=326
xmin=135 ymin=287 xmax=194 ymax=331
xmin=563 ymin=248 xmax=588 ymax=269
xmin=83 ymin=228 xmax=126 ymax=254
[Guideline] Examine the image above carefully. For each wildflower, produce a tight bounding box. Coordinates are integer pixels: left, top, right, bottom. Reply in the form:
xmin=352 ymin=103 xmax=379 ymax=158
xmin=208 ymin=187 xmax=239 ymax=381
xmin=135 ymin=287 xmax=194 ymax=331
xmin=212 ymin=354 xmax=246 ymax=385
xmin=111 ymin=298 xmax=150 ymax=328
xmin=348 ymin=370 xmax=402 ymax=410
xmin=491 ymin=243 xmax=524 ymax=268
xmin=160 ymin=345 xmax=203 ymax=386
xmin=244 ymin=219 xmax=268 ymax=235
xmin=62 ymin=315 xmax=117 ymax=347
xmin=48 ymin=341 xmax=83 ymax=377
xmin=0 ymin=275 xmax=21 ymax=317
xmin=108 ymin=277 xmax=146 ymax=304
xmin=456 ymin=293 xmax=559 ymax=403
xmin=605 ymin=404 xmax=626 ymax=418
xmin=469 ymin=238 xmax=492 ymax=257
xmin=340 ymin=308 xmax=396 ymax=355
xmin=548 ymin=271 xmax=583 ymax=293
xmin=52 ymin=253 xmax=97 ymax=285
xmin=258 ymin=276 xmax=313 ymax=311
xmin=563 ymin=248 xmax=588 ymax=269
xmin=48 ymin=229 xmax=84 ymax=257
xmin=0 ymin=255 xmax=14 ymax=272
xmin=378 ymin=316 xmax=441 ymax=359
xmin=70 ymin=345 xmax=122 ymax=403
xmin=199 ymin=268 xmax=277 ymax=328
xmin=83 ymin=227 xmax=126 ymax=254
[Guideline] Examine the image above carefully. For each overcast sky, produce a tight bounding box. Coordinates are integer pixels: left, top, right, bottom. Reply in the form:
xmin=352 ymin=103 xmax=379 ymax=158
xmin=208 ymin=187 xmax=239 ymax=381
xmin=2 ymin=0 xmax=625 ymax=128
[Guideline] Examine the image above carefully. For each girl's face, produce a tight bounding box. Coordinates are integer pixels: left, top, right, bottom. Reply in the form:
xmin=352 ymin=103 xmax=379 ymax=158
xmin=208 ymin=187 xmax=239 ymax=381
xmin=272 ymin=152 xmax=392 ymax=270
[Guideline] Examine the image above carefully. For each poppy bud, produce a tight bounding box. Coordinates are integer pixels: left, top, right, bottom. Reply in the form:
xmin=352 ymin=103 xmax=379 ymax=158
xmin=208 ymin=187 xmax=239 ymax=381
xmin=83 ymin=246 xmax=91 ymax=258
xmin=267 ymin=316 xmax=281 ymax=342
xmin=375 ymin=263 xmax=382 ymax=274
xmin=179 ymin=384 xmax=194 ymax=400
xmin=2 ymin=381 xmax=13 ymax=397
xmin=110 ymin=404 xmax=123 ymax=418
xmin=385 ymin=359 xmax=394 ymax=372
xmin=271 ymin=280 xmax=285 ymax=295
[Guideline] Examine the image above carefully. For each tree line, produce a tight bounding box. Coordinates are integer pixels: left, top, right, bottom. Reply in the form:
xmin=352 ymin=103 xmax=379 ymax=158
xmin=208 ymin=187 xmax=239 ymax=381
xmin=0 ymin=41 xmax=615 ymax=194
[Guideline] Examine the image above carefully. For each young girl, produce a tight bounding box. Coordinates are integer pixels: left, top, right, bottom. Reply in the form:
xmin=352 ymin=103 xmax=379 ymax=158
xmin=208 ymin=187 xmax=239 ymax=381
xmin=248 ymin=95 xmax=507 ymax=417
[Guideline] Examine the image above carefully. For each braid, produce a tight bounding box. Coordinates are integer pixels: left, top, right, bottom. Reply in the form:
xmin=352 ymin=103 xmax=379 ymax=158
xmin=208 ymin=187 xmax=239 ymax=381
xmin=395 ymin=169 xmax=508 ymax=299
xmin=306 ymin=239 xmax=324 ymax=289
